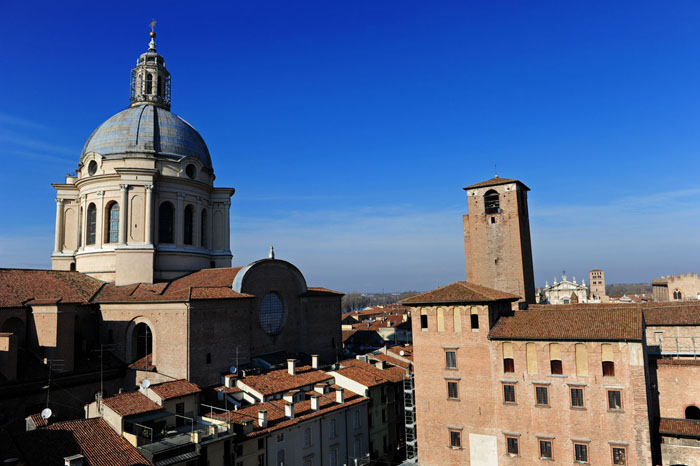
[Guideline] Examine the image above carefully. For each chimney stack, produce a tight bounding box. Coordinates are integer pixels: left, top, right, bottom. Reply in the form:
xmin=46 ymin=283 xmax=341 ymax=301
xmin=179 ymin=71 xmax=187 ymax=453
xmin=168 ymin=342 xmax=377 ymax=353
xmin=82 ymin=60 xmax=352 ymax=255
xmin=310 ymin=393 xmax=321 ymax=411
xmin=335 ymin=388 xmax=345 ymax=404
xmin=311 ymin=354 xmax=319 ymax=369
xmin=285 ymin=402 xmax=295 ymax=419
xmin=374 ymin=360 xmax=386 ymax=370
xmin=64 ymin=454 xmax=84 ymax=466
xmin=258 ymin=410 xmax=268 ymax=428
xmin=287 ymin=359 xmax=296 ymax=376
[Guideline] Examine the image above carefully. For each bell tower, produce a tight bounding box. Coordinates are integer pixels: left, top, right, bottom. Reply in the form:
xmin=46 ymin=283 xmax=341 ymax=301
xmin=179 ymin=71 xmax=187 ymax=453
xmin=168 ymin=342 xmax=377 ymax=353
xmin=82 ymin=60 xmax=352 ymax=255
xmin=130 ymin=21 xmax=171 ymax=110
xmin=462 ymin=176 xmax=535 ymax=306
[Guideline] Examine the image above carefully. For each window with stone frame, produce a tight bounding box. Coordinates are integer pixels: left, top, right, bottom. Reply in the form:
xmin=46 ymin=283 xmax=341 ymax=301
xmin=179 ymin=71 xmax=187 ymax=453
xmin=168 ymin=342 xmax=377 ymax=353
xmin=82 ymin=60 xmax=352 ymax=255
xmin=86 ymin=203 xmax=97 ymax=245
xmin=612 ymin=446 xmax=626 ymax=465
xmin=539 ymin=440 xmax=552 ymax=460
xmin=445 ymin=351 xmax=457 ymax=369
xmin=184 ymin=204 xmax=194 ymax=245
xmin=447 ymin=381 xmax=459 ymax=400
xmin=106 ymin=202 xmax=119 ymax=243
xmin=506 ymin=436 xmax=519 ymax=455
xmin=535 ymin=386 xmax=549 ymax=406
xmin=574 ymin=443 xmax=588 ymax=463
xmin=607 ymin=389 xmax=622 ymax=411
xmin=158 ymin=202 xmax=174 ymax=243
xmin=449 ymin=429 xmax=461 ymax=449
xmin=570 ymin=387 xmax=584 ymax=408
xmin=503 ymin=384 xmax=516 ymax=404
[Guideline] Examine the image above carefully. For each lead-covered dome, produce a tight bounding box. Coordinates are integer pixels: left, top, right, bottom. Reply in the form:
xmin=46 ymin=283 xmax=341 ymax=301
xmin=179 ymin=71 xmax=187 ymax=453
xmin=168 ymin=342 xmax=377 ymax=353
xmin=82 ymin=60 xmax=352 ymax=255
xmin=81 ymin=105 xmax=212 ymax=169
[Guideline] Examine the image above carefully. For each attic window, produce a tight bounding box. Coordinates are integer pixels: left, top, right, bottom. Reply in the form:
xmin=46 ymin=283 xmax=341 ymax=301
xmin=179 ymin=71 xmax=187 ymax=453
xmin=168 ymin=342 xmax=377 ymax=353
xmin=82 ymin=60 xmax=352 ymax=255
xmin=484 ymin=190 xmax=500 ymax=215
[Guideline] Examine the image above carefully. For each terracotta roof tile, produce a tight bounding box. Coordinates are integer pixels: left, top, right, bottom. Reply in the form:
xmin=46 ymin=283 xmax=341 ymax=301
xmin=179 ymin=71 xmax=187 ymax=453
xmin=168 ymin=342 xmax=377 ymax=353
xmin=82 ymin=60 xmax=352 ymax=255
xmin=102 ymin=391 xmax=162 ymax=417
xmin=528 ymin=302 xmax=700 ymax=326
xmin=0 ymin=268 xmax=103 ymax=308
xmin=208 ymin=392 xmax=367 ymax=438
xmin=12 ymin=417 xmax=149 ymax=466
xmin=463 ymin=177 xmax=530 ymax=191
xmin=489 ymin=308 xmax=643 ymax=341
xmin=28 ymin=413 xmax=48 ymax=428
xmin=304 ymin=287 xmax=344 ymax=296
xmin=238 ymin=366 xmax=333 ymax=397
xmin=387 ymin=345 xmax=413 ymax=361
xmin=94 ymin=267 xmax=254 ymax=303
xmin=402 ymin=281 xmax=519 ymax=305
xmin=659 ymin=418 xmax=700 ymax=438
xmin=334 ymin=359 xmax=405 ymax=386
xmin=369 ymin=352 xmax=411 ymax=370
xmin=149 ymin=379 xmax=201 ymax=400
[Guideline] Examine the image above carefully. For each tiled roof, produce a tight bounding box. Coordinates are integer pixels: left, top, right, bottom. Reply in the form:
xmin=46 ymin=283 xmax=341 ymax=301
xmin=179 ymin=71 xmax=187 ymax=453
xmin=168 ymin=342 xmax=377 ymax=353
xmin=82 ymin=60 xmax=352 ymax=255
xmin=657 ymin=359 xmax=700 ymax=366
xmin=102 ymin=391 xmax=163 ymax=417
xmin=95 ymin=267 xmax=254 ymax=303
xmin=489 ymin=308 xmax=642 ymax=341
xmin=0 ymin=268 xmax=103 ymax=308
xmin=369 ymin=352 xmax=411 ymax=370
xmin=303 ymin=287 xmax=344 ymax=296
xmin=149 ymin=380 xmax=201 ymax=401
xmin=213 ymin=385 xmax=242 ymax=394
xmin=208 ymin=392 xmax=367 ymax=438
xmin=402 ymin=281 xmax=519 ymax=305
xmin=659 ymin=418 xmax=700 ymax=438
xmin=529 ymin=302 xmax=700 ymax=326
xmin=463 ymin=177 xmax=530 ymax=191
xmin=128 ymin=353 xmax=155 ymax=371
xmin=334 ymin=359 xmax=405 ymax=386
xmin=12 ymin=417 xmax=149 ymax=466
xmin=27 ymin=413 xmax=48 ymax=428
xmin=387 ymin=345 xmax=413 ymax=361
xmin=238 ymin=366 xmax=333 ymax=397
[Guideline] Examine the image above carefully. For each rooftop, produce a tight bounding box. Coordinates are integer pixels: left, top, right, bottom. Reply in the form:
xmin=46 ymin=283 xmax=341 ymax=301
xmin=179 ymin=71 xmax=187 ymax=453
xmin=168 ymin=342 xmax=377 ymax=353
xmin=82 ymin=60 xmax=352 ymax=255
xmin=463 ymin=177 xmax=530 ymax=191
xmin=333 ymin=359 xmax=405 ymax=387
xmin=149 ymin=379 xmax=201 ymax=401
xmin=402 ymin=281 xmax=519 ymax=305
xmin=102 ymin=391 xmax=163 ymax=417
xmin=489 ymin=307 xmax=643 ymax=342
xmin=0 ymin=268 xmax=103 ymax=308
xmin=11 ymin=417 xmax=149 ymax=466
xmin=237 ymin=365 xmax=332 ymax=397
xmin=659 ymin=417 xmax=700 ymax=438
xmin=529 ymin=301 xmax=700 ymax=326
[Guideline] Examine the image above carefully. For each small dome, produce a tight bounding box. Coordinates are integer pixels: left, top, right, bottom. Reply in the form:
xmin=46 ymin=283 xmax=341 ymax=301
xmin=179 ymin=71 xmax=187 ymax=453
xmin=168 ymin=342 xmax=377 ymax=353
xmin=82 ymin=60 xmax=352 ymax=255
xmin=81 ymin=104 xmax=212 ymax=170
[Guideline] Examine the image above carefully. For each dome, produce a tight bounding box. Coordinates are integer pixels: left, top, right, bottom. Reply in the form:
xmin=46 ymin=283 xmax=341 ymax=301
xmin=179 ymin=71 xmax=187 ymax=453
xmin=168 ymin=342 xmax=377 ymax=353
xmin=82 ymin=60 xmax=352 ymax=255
xmin=81 ymin=104 xmax=212 ymax=170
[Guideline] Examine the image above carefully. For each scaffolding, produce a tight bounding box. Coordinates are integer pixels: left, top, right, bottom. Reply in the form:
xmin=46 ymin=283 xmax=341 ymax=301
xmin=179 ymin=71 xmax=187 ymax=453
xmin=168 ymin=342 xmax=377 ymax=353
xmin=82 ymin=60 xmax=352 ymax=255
xmin=403 ymin=374 xmax=418 ymax=463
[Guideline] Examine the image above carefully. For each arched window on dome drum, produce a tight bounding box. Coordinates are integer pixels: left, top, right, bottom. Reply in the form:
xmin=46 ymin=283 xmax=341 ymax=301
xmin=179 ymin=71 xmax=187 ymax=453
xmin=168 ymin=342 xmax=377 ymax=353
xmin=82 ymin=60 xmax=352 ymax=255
xmin=201 ymin=209 xmax=208 ymax=248
xmin=86 ymin=203 xmax=97 ymax=245
xmin=184 ymin=205 xmax=194 ymax=245
xmin=146 ymin=73 xmax=153 ymax=95
xmin=159 ymin=202 xmax=174 ymax=244
xmin=157 ymin=76 xmax=162 ymax=97
xmin=484 ymin=189 xmax=500 ymax=215
xmin=106 ymin=202 xmax=119 ymax=243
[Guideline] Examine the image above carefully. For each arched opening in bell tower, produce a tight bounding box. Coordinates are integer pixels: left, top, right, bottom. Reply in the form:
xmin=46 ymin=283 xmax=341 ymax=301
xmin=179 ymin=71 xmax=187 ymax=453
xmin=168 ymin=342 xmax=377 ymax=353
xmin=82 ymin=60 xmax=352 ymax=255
xmin=484 ymin=190 xmax=500 ymax=215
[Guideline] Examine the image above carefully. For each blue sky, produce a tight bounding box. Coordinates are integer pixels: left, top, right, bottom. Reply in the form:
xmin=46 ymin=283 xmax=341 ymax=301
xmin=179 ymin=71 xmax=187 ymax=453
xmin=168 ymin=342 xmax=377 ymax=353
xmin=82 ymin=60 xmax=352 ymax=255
xmin=2 ymin=1 xmax=700 ymax=292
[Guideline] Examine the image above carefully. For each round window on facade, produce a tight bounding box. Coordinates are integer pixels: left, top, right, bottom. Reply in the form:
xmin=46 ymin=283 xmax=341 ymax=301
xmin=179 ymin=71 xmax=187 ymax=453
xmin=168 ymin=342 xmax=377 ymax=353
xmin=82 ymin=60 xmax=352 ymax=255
xmin=87 ymin=160 xmax=98 ymax=176
xmin=185 ymin=164 xmax=196 ymax=179
xmin=259 ymin=292 xmax=286 ymax=335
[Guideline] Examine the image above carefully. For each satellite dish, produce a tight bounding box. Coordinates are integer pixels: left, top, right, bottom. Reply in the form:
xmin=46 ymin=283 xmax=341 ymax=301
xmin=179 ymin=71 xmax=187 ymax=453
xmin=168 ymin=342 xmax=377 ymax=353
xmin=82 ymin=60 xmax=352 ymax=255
xmin=399 ymin=351 xmax=405 ymax=356
xmin=141 ymin=379 xmax=151 ymax=389
xmin=229 ymin=365 xmax=237 ymax=374
xmin=41 ymin=408 xmax=52 ymax=419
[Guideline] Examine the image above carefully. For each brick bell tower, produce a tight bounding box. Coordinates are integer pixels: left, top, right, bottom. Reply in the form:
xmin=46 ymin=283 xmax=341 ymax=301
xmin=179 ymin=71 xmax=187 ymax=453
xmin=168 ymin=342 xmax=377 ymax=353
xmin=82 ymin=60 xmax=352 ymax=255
xmin=462 ymin=176 xmax=535 ymax=306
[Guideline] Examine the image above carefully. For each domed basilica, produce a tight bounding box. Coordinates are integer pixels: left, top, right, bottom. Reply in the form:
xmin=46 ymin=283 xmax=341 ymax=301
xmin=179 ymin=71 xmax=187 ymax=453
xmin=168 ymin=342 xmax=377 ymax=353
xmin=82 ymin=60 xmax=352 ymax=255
xmin=0 ymin=31 xmax=341 ymax=413
xmin=51 ymin=30 xmax=233 ymax=285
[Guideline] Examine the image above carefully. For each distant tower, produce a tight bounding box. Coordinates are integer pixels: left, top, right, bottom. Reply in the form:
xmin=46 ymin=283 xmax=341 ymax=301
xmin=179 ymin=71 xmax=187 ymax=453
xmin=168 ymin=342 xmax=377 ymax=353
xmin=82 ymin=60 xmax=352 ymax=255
xmin=589 ymin=269 xmax=606 ymax=300
xmin=462 ymin=176 xmax=535 ymax=305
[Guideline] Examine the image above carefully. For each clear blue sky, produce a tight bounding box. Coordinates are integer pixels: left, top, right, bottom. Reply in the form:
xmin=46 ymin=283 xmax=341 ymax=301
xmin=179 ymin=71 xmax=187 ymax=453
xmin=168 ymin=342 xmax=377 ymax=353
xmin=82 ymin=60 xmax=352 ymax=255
xmin=2 ymin=1 xmax=700 ymax=292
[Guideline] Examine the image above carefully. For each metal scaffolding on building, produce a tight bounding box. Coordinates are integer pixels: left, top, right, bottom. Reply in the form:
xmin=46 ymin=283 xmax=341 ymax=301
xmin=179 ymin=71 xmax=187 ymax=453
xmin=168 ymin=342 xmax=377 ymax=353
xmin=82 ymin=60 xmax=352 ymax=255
xmin=403 ymin=374 xmax=418 ymax=464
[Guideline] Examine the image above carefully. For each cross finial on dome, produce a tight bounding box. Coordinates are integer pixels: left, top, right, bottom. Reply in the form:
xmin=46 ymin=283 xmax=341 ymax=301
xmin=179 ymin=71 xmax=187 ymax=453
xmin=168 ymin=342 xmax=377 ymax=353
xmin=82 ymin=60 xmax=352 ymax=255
xmin=148 ymin=19 xmax=157 ymax=51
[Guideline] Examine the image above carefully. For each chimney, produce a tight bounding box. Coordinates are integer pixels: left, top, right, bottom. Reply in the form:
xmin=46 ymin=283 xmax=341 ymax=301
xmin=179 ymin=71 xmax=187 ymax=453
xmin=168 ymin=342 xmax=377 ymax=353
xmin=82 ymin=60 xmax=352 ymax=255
xmin=314 ymin=383 xmax=328 ymax=394
xmin=287 ymin=359 xmax=296 ymax=376
xmin=311 ymin=354 xmax=319 ymax=369
xmin=335 ymin=388 xmax=345 ymax=404
xmin=64 ymin=454 xmax=84 ymax=466
xmin=258 ymin=410 xmax=268 ymax=428
xmin=310 ymin=393 xmax=321 ymax=411
xmin=374 ymin=360 xmax=386 ymax=370
xmin=285 ymin=402 xmax=295 ymax=419
xmin=283 ymin=390 xmax=298 ymax=404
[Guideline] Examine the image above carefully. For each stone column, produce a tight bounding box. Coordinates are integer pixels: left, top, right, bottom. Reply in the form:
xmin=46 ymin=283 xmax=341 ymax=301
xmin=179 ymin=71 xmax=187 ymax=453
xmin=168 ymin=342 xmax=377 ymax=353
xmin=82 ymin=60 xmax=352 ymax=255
xmin=53 ymin=198 xmax=64 ymax=253
xmin=207 ymin=201 xmax=214 ymax=251
xmin=74 ymin=196 xmax=81 ymax=252
xmin=144 ymin=185 xmax=153 ymax=244
xmin=194 ymin=198 xmax=202 ymax=248
xmin=96 ymin=191 xmax=104 ymax=248
xmin=119 ymin=184 xmax=128 ymax=244
xmin=79 ymin=194 xmax=87 ymax=250
xmin=176 ymin=193 xmax=184 ymax=247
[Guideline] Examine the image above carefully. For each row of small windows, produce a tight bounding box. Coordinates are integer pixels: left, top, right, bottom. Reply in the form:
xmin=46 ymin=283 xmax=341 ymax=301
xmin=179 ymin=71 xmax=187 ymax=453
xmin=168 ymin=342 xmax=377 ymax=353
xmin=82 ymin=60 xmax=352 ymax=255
xmin=502 ymin=342 xmax=615 ymax=377
xmin=420 ymin=310 xmax=479 ymax=331
xmin=82 ymin=201 xmax=208 ymax=247
xmin=500 ymin=383 xmax=623 ymax=411
xmin=448 ymin=430 xmax=627 ymax=464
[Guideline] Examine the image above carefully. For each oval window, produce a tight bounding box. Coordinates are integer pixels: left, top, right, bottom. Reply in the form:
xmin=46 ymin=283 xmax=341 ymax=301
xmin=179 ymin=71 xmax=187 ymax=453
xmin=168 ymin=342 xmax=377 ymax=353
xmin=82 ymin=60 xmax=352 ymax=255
xmin=259 ymin=293 xmax=286 ymax=335
xmin=87 ymin=160 xmax=98 ymax=176
xmin=185 ymin=164 xmax=196 ymax=179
